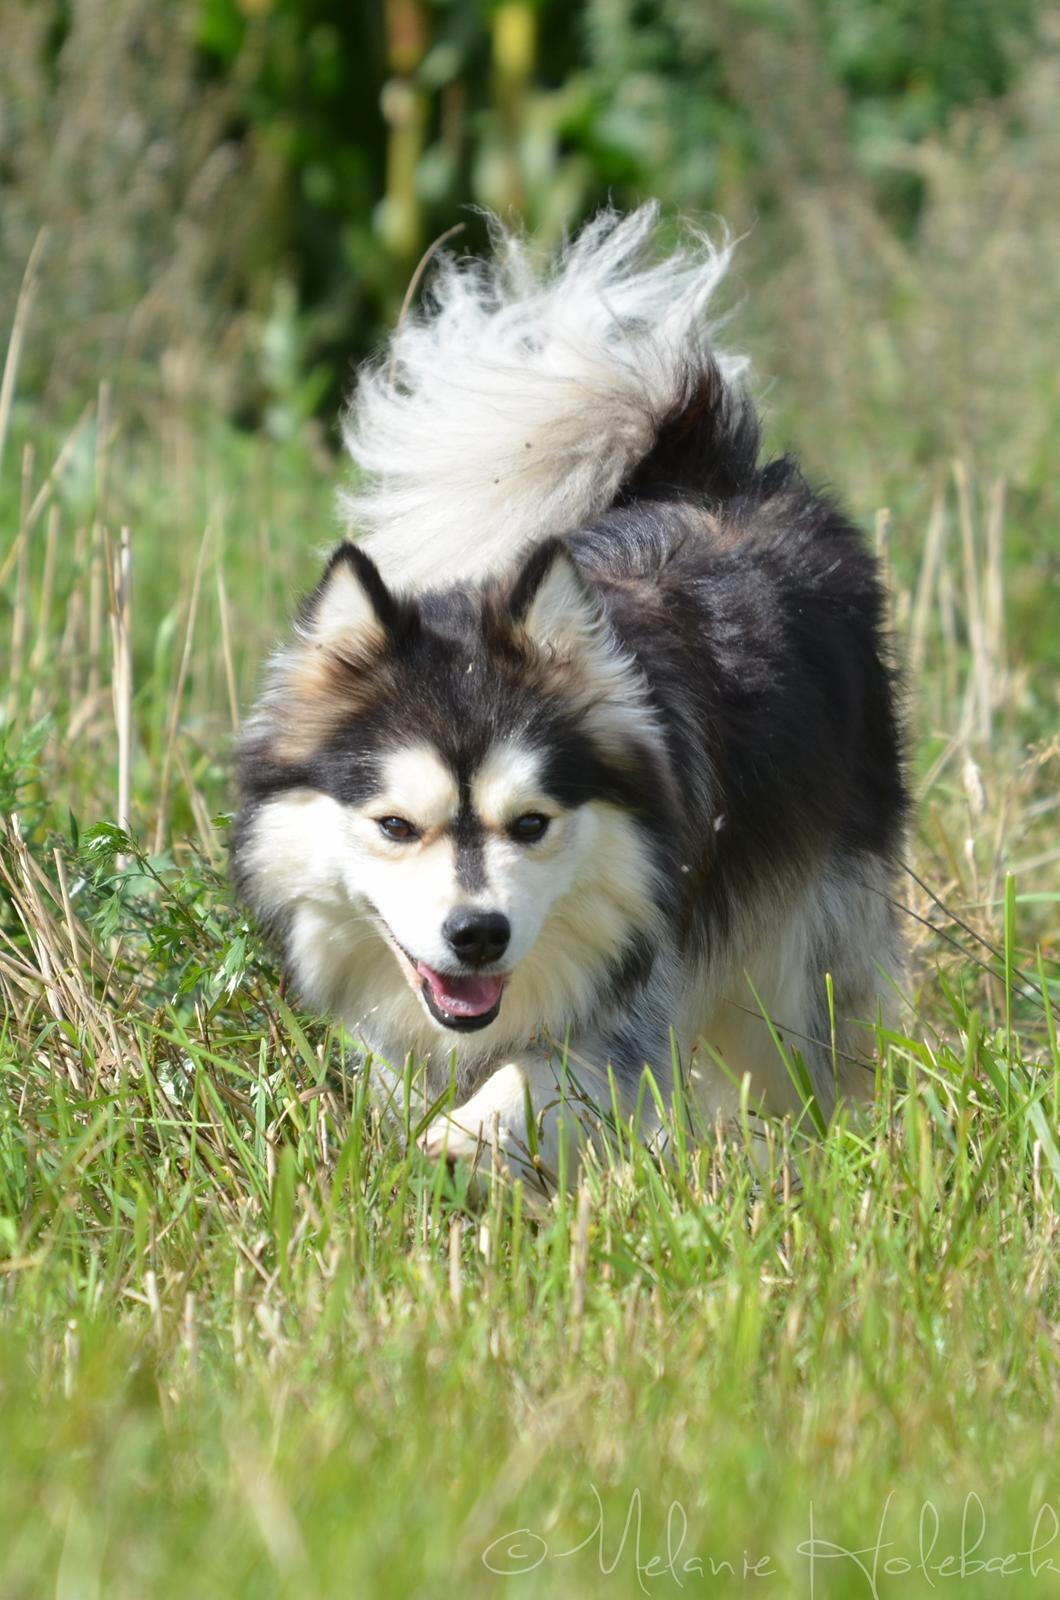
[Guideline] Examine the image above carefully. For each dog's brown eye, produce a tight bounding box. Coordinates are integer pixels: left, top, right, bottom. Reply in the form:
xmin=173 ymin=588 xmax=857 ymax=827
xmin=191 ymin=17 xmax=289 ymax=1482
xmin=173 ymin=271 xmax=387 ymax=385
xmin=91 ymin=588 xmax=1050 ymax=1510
xmin=378 ymin=816 xmax=419 ymax=842
xmin=509 ymin=813 xmax=550 ymax=843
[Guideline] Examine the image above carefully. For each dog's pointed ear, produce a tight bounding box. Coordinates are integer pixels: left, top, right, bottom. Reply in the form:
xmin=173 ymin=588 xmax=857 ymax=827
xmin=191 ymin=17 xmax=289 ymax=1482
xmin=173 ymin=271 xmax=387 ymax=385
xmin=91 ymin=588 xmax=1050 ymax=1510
xmin=508 ymin=539 xmax=607 ymax=661
xmin=299 ymin=543 xmax=402 ymax=653
xmin=508 ymin=538 xmax=657 ymax=763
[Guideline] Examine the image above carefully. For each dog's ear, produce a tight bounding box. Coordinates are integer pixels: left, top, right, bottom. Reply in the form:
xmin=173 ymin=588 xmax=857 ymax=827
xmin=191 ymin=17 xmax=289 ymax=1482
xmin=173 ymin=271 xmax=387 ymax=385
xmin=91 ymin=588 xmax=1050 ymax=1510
xmin=507 ymin=541 xmax=651 ymax=756
xmin=298 ymin=542 xmax=405 ymax=653
xmin=509 ymin=539 xmax=609 ymax=662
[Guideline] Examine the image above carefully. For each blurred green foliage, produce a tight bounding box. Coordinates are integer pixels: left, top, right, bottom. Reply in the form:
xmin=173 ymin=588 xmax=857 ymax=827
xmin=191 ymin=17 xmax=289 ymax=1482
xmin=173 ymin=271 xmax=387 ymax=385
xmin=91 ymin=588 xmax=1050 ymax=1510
xmin=192 ymin=0 xmax=1039 ymax=408
xmin=0 ymin=0 xmax=1043 ymax=427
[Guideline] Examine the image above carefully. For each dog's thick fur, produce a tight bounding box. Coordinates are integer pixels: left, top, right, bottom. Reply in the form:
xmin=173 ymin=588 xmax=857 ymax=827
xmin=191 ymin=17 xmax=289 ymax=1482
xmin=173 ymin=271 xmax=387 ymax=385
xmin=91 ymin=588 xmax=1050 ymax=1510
xmin=233 ymin=206 xmax=907 ymax=1185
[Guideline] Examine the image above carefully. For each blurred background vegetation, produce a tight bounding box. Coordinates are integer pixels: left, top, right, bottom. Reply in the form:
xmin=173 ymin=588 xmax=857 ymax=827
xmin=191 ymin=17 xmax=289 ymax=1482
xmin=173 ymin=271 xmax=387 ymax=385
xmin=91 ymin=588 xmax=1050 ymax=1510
xmin=0 ymin=0 xmax=1057 ymax=776
xmin=0 ymin=0 xmax=1053 ymax=442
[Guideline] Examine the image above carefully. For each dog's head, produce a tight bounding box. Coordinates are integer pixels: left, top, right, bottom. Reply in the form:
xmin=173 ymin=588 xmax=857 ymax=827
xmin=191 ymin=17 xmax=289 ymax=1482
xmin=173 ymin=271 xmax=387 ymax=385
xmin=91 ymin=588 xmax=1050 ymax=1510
xmin=234 ymin=539 xmax=674 ymax=1045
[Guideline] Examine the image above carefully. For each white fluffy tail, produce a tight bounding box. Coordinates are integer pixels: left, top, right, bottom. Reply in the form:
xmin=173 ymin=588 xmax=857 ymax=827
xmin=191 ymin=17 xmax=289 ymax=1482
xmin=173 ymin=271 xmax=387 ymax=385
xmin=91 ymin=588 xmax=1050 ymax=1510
xmin=341 ymin=204 xmax=745 ymax=590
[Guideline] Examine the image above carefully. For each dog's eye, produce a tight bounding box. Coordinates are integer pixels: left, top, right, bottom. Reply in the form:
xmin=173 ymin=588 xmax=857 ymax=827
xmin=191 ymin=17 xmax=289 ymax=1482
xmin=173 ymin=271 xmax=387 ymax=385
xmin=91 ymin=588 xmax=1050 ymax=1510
xmin=509 ymin=813 xmax=550 ymax=843
xmin=378 ymin=816 xmax=419 ymax=842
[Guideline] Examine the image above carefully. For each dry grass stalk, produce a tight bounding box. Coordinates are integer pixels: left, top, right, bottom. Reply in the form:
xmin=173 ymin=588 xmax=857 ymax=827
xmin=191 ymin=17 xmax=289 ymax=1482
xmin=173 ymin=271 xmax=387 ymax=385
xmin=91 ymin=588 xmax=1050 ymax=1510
xmin=953 ymin=458 xmax=993 ymax=742
xmin=216 ymin=562 xmax=241 ymax=732
xmin=145 ymin=1270 xmax=164 ymax=1342
xmin=7 ymin=443 xmax=33 ymax=715
xmin=0 ymin=816 xmax=84 ymax=1088
xmin=0 ymin=228 xmax=47 ymax=476
xmin=106 ymin=525 xmax=134 ymax=843
xmin=937 ymin=520 xmax=959 ymax=711
xmin=0 ymin=808 xmax=128 ymax=1082
xmin=29 ymin=502 xmax=59 ymax=689
xmin=52 ymin=847 xmax=81 ymax=974
xmin=448 ymin=1217 xmax=464 ymax=1311
xmin=63 ymin=1319 xmax=79 ymax=1401
xmin=60 ymin=524 xmax=88 ymax=711
xmin=984 ymin=477 xmax=1007 ymax=702
xmin=909 ymin=487 xmax=946 ymax=680
xmin=874 ymin=506 xmax=892 ymax=612
xmin=154 ymin=522 xmax=210 ymax=855
xmin=183 ymin=1293 xmax=198 ymax=1370
xmin=88 ymin=523 xmax=104 ymax=701
xmin=570 ymin=1179 xmax=593 ymax=1355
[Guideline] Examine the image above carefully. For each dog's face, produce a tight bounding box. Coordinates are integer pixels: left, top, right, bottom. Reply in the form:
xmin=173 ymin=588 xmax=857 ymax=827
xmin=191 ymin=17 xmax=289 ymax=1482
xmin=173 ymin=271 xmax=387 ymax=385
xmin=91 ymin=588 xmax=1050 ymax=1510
xmin=321 ymin=737 xmax=593 ymax=1031
xmin=234 ymin=540 xmax=673 ymax=1046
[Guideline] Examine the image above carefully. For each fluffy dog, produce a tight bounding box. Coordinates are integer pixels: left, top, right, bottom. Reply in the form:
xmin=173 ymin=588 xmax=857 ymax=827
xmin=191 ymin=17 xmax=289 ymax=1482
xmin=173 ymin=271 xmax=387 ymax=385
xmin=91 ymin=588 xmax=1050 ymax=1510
xmin=233 ymin=206 xmax=907 ymax=1186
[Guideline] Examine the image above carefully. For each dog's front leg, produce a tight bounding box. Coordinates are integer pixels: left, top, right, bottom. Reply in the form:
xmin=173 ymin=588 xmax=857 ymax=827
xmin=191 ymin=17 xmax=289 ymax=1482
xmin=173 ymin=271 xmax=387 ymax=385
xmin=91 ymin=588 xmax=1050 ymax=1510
xmin=419 ymin=1052 xmax=607 ymax=1191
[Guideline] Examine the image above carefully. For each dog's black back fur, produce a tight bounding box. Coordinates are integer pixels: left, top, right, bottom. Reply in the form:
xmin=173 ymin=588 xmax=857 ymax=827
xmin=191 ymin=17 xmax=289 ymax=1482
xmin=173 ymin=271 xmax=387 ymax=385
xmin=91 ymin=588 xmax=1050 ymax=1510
xmin=570 ymin=361 xmax=907 ymax=957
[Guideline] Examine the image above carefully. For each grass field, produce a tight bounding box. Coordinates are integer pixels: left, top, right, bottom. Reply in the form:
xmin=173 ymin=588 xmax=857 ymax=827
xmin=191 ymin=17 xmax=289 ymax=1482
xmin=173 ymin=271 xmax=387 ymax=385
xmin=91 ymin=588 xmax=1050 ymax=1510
xmin=1 ymin=220 xmax=1059 ymax=1599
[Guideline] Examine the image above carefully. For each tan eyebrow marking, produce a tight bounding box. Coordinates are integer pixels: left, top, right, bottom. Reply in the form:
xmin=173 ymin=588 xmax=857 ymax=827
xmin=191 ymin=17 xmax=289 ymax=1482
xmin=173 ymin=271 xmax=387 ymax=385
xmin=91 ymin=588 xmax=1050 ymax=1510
xmin=471 ymin=742 xmax=552 ymax=831
xmin=372 ymin=746 xmax=459 ymax=830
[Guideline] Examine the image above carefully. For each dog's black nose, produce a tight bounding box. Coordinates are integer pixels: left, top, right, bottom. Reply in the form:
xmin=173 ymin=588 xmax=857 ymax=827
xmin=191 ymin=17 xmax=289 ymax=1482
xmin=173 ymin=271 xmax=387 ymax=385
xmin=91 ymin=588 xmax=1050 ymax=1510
xmin=442 ymin=908 xmax=510 ymax=966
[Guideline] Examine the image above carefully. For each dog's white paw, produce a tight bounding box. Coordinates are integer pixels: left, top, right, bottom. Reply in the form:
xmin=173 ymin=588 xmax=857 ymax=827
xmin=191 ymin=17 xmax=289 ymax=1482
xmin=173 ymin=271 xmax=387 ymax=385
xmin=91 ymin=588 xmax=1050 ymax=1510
xmin=416 ymin=1059 xmax=606 ymax=1195
xmin=419 ymin=1112 xmax=491 ymax=1168
xmin=418 ymin=1063 xmax=540 ymax=1184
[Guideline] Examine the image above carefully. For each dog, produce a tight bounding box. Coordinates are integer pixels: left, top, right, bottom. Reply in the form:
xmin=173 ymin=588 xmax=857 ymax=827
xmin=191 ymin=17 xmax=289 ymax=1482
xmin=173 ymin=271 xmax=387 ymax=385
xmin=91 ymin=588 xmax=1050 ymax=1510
xmin=232 ymin=205 xmax=907 ymax=1188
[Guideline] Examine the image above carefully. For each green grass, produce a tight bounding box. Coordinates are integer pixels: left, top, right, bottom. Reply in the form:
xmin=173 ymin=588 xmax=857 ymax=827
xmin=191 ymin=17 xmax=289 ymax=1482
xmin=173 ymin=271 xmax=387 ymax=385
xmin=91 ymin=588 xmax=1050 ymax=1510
xmin=2 ymin=301 xmax=1059 ymax=1596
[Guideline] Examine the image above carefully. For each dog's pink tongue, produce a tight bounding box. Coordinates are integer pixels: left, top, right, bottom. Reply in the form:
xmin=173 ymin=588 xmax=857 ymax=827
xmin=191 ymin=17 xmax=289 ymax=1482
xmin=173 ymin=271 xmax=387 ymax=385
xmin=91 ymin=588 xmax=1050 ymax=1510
xmin=417 ymin=963 xmax=504 ymax=1018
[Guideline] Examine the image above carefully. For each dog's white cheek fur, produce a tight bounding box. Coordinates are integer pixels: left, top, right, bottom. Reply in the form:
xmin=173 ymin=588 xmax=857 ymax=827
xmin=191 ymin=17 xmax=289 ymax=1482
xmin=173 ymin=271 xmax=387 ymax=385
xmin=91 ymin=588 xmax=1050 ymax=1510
xmin=240 ymin=789 xmax=350 ymax=914
xmin=352 ymin=831 xmax=467 ymax=971
xmin=496 ymin=802 xmax=662 ymax=1042
xmin=238 ymin=790 xmax=379 ymax=1015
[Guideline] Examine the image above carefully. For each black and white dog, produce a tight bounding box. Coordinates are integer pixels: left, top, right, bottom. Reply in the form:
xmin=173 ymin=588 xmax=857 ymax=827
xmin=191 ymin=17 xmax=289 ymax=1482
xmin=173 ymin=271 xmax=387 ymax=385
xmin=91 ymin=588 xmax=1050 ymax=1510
xmin=233 ymin=206 xmax=907 ymax=1184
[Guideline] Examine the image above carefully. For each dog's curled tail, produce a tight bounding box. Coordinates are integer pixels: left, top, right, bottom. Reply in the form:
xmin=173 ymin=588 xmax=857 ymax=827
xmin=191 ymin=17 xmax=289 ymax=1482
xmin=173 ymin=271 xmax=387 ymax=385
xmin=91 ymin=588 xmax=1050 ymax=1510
xmin=341 ymin=204 xmax=750 ymax=590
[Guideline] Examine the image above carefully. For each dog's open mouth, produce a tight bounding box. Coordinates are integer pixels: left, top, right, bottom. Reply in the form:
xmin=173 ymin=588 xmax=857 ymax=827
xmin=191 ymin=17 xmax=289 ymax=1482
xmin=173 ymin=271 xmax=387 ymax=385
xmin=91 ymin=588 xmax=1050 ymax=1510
xmin=415 ymin=962 xmax=506 ymax=1032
